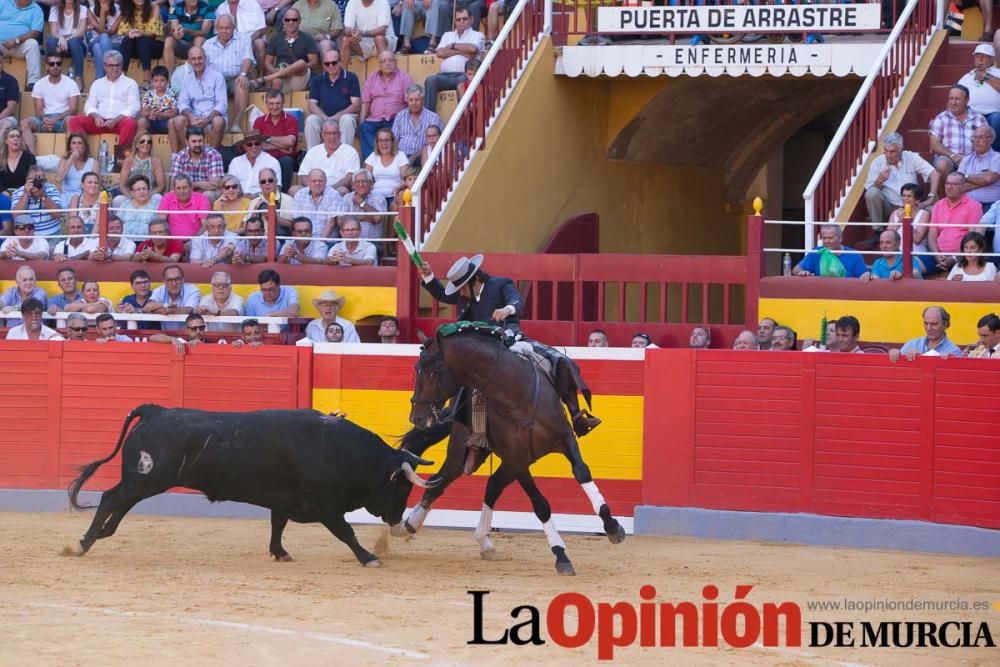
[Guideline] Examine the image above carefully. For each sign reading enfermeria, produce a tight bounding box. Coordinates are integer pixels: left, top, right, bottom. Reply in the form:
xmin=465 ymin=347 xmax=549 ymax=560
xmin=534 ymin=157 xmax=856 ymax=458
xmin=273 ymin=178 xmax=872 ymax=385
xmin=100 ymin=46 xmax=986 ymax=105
xmin=597 ymin=3 xmax=881 ymax=34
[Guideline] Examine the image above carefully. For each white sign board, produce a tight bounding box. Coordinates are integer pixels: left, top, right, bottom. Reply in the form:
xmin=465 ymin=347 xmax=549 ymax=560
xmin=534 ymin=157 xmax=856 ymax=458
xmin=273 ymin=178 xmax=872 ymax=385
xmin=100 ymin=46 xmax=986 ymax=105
xmin=597 ymin=3 xmax=882 ymax=34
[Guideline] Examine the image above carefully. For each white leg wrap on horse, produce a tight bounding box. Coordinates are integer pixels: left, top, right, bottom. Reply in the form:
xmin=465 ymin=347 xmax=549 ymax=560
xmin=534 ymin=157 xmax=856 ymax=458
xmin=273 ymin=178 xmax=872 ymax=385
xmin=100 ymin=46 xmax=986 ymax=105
xmin=581 ymin=481 xmax=607 ymax=514
xmin=474 ymin=504 xmax=494 ymax=542
xmin=542 ymin=519 xmax=566 ymax=550
xmin=407 ymin=504 xmax=429 ymax=530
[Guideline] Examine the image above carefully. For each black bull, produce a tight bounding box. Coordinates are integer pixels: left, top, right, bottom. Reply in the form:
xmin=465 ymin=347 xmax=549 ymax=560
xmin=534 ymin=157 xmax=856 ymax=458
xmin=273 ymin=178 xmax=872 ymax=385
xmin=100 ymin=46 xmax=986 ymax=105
xmin=66 ymin=404 xmax=450 ymax=566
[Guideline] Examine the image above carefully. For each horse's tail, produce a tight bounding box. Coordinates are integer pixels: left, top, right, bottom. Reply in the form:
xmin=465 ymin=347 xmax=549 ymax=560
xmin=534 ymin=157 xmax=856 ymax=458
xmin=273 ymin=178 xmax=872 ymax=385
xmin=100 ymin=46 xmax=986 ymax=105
xmin=399 ymin=421 xmax=453 ymax=458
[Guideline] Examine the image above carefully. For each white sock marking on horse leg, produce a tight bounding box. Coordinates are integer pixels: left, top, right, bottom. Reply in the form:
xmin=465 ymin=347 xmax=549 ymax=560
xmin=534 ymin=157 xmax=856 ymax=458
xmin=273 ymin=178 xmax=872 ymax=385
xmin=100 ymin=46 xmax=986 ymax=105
xmin=581 ymin=481 xmax=606 ymax=514
xmin=407 ymin=504 xmax=428 ymax=530
xmin=473 ymin=504 xmax=493 ymax=542
xmin=542 ymin=519 xmax=566 ymax=550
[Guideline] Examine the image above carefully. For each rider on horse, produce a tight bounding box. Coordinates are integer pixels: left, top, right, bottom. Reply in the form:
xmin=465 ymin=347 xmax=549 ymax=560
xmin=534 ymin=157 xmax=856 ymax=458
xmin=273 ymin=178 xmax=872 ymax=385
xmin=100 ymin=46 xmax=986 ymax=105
xmin=418 ymin=254 xmax=602 ymax=437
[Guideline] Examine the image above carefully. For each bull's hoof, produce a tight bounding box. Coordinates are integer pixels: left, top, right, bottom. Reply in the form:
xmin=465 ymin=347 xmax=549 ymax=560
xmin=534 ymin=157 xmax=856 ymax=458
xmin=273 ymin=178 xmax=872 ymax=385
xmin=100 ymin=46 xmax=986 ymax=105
xmin=274 ymin=553 xmax=294 ymax=562
xmin=363 ymin=558 xmax=384 ymax=568
xmin=555 ymin=561 xmax=576 ymax=576
xmin=480 ymin=546 xmax=497 ymax=560
xmin=60 ymin=542 xmax=86 ymax=557
xmin=608 ymin=523 xmax=626 ymax=544
xmin=389 ymin=521 xmax=415 ymax=537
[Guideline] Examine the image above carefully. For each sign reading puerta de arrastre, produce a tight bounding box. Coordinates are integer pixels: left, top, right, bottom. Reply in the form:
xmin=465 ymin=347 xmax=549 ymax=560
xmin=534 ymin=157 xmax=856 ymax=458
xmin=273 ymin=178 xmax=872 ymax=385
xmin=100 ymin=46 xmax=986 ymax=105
xmin=597 ymin=3 xmax=882 ymax=34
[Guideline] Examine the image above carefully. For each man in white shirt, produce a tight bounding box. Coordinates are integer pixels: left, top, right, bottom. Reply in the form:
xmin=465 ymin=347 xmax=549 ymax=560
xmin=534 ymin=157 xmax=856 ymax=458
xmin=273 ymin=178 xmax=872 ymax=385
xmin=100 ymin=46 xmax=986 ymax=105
xmin=203 ymin=15 xmax=254 ymax=132
xmin=327 ymin=215 xmax=377 ymax=265
xmin=5 ymin=298 xmax=63 ymax=340
xmin=423 ymin=7 xmax=484 ymax=112
xmin=864 ymin=132 xmax=938 ymax=226
xmin=0 ymin=216 xmax=49 ymax=260
xmin=66 ymin=50 xmax=140 ymax=150
xmin=52 ymin=215 xmax=97 ymax=261
xmin=189 ymin=213 xmax=238 ymax=266
xmin=214 ymin=0 xmax=268 ymax=65
xmin=304 ymin=289 xmax=361 ymax=342
xmin=958 ymin=43 xmax=1000 ymax=151
xmin=94 ymin=313 xmax=133 ymax=343
xmin=147 ymin=264 xmax=203 ymax=331
xmin=278 ymin=216 xmax=329 ymax=264
xmin=19 ymin=55 xmax=80 ymax=154
xmin=296 ymin=120 xmax=360 ymax=193
xmin=341 ymin=0 xmax=396 ymax=65
xmin=90 ymin=215 xmax=137 ymax=262
xmin=228 ymin=134 xmax=281 ymax=196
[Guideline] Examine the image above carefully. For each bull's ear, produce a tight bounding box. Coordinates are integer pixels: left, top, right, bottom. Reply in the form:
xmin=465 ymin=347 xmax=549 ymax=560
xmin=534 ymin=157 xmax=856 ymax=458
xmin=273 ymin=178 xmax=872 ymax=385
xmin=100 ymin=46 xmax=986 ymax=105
xmin=401 ymin=450 xmax=434 ymax=467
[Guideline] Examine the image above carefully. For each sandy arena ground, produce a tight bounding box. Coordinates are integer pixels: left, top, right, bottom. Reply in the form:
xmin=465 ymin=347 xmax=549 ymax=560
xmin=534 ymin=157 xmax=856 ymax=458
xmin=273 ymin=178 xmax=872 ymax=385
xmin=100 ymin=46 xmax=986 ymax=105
xmin=0 ymin=511 xmax=997 ymax=666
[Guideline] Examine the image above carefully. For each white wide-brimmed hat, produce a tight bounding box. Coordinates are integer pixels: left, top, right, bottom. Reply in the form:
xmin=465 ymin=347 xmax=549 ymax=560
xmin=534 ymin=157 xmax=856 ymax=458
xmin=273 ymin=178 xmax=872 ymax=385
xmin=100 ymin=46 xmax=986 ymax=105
xmin=311 ymin=289 xmax=347 ymax=309
xmin=444 ymin=254 xmax=484 ymax=295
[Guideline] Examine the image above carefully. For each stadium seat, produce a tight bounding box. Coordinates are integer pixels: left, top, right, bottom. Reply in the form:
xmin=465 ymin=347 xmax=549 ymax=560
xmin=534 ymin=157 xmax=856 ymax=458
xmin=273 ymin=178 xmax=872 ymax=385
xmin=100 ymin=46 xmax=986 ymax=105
xmin=437 ymin=91 xmax=458 ymax=123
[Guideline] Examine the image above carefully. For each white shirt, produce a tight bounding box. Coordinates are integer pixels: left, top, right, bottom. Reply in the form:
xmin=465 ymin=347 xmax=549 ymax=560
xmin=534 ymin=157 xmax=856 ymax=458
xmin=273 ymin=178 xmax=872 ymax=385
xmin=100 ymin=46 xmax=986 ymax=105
xmin=437 ymin=27 xmax=485 ymax=74
xmin=6 ymin=324 xmax=64 ymax=340
xmin=328 ymin=240 xmax=377 ymax=265
xmin=31 ymin=75 xmax=81 ymax=115
xmin=198 ymin=292 xmax=245 ymax=332
xmin=53 ymin=236 xmax=98 ymax=259
xmin=215 ymin=0 xmax=266 ymax=35
xmin=279 ymin=239 xmax=328 ymax=264
xmin=946 ymin=262 xmax=998 ymax=281
xmin=189 ymin=231 xmax=239 ymax=262
xmin=49 ymin=6 xmax=89 ymax=38
xmin=297 ymin=142 xmax=361 ymax=184
xmin=864 ymin=150 xmax=936 ymax=207
xmin=0 ymin=237 xmax=50 ymax=259
xmin=959 ymin=67 xmax=1000 ymax=116
xmin=344 ymin=0 xmax=395 ymax=39
xmin=105 ymin=237 xmax=137 ymax=259
xmin=84 ymin=75 xmax=141 ymax=120
xmin=228 ymin=152 xmax=282 ymax=196
xmin=365 ymin=151 xmax=409 ymax=198
xmin=305 ymin=316 xmax=361 ymax=343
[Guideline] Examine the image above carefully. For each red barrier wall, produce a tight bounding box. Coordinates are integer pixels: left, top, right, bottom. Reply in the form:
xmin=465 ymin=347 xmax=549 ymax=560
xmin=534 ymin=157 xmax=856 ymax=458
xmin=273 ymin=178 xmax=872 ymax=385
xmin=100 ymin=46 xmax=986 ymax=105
xmin=644 ymin=350 xmax=1000 ymax=530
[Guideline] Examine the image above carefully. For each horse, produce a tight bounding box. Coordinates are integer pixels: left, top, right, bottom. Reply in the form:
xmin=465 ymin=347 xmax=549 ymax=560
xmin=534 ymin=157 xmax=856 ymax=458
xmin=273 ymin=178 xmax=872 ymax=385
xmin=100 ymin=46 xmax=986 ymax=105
xmin=395 ymin=327 xmax=626 ymax=575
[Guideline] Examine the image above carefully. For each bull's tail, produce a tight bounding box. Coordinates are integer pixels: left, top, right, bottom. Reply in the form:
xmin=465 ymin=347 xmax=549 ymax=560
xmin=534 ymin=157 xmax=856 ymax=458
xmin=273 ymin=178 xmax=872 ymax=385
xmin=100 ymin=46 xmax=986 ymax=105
xmin=398 ymin=421 xmax=452 ymax=458
xmin=67 ymin=404 xmax=162 ymax=510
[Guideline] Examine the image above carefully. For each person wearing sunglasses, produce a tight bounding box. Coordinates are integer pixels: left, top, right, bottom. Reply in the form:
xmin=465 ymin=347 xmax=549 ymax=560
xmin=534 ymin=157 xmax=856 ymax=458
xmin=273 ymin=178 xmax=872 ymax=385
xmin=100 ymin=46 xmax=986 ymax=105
xmin=245 ymin=167 xmax=295 ymax=233
xmin=0 ymin=216 xmax=49 ymax=261
xmin=228 ymin=133 xmax=281 ymax=197
xmin=19 ymin=55 xmax=81 ymax=155
xmin=257 ymin=8 xmax=318 ymax=93
xmin=150 ymin=313 xmax=208 ymax=354
xmin=118 ymin=132 xmax=166 ymax=206
xmin=304 ymin=44 xmax=360 ymax=150
xmin=63 ymin=312 xmax=89 ymax=341
xmin=213 ymin=175 xmax=253 ymax=233
xmin=4 ymin=298 xmax=64 ymax=342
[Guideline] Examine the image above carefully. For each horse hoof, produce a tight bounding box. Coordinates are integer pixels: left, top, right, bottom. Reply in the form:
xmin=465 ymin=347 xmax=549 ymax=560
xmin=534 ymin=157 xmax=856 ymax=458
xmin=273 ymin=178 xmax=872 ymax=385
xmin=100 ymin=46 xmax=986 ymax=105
xmin=480 ymin=547 xmax=497 ymax=560
xmin=389 ymin=522 xmax=409 ymax=537
xmin=61 ymin=543 xmax=85 ymax=557
xmin=608 ymin=524 xmax=627 ymax=544
xmin=555 ymin=561 xmax=576 ymax=576
xmin=363 ymin=558 xmax=384 ymax=568
xmin=275 ymin=553 xmax=293 ymax=562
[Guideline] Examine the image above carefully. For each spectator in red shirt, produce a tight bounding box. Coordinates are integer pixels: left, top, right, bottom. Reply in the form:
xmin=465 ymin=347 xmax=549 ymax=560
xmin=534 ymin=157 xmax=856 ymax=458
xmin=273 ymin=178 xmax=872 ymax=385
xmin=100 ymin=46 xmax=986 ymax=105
xmin=252 ymin=89 xmax=299 ymax=192
xmin=134 ymin=218 xmax=185 ymax=263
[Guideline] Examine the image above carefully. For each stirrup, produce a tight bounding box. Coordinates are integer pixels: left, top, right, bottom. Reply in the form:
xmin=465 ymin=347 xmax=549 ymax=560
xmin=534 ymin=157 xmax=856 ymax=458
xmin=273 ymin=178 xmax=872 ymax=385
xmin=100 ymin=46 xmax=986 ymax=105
xmin=572 ymin=411 xmax=601 ymax=437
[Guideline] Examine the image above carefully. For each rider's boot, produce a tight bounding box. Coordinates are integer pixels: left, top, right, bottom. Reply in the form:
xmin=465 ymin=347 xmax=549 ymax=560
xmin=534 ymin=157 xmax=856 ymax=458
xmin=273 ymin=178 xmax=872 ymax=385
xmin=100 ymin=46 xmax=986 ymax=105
xmin=552 ymin=357 xmax=601 ymax=437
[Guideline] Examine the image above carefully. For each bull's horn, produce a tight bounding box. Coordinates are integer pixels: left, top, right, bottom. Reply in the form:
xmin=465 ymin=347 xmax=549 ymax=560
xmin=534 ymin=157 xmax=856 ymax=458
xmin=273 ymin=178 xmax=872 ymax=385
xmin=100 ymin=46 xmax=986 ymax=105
xmin=401 ymin=450 xmax=434 ymax=466
xmin=401 ymin=462 xmax=439 ymax=488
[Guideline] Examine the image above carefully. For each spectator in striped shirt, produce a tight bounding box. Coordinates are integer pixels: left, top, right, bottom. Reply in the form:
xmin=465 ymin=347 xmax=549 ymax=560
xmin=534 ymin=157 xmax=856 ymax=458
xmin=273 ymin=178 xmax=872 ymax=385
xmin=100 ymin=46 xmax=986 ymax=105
xmin=929 ymin=84 xmax=988 ymax=183
xmin=957 ymin=125 xmax=1000 ymax=211
xmin=170 ymin=126 xmax=224 ymax=201
xmin=391 ymin=84 xmax=441 ymax=165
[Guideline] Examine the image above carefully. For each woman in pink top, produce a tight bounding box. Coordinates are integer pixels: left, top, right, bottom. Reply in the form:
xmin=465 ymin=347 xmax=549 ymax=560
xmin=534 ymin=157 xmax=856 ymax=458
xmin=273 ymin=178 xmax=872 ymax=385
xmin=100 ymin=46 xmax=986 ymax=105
xmin=157 ymin=172 xmax=211 ymax=240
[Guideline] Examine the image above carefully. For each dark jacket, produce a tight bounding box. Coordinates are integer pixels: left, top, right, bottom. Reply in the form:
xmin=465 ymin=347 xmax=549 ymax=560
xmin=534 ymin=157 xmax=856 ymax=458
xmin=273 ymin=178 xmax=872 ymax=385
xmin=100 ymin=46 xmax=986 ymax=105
xmin=421 ymin=274 xmax=524 ymax=329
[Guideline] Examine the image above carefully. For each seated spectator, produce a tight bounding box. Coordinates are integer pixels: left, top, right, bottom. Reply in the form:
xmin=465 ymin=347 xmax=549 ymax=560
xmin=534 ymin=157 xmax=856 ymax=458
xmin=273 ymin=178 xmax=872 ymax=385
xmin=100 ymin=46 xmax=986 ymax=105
xmin=802 ymin=320 xmax=841 ymax=352
xmin=47 ymin=0 xmax=88 ymax=86
xmin=170 ymin=126 xmax=224 ymax=202
xmin=959 ymin=43 xmax=1000 ymax=150
xmin=233 ymin=217 xmax=269 ymax=264
xmin=66 ymin=280 xmax=112 ymax=313
xmin=246 ymin=168 xmax=295 ymax=231
xmin=201 ymin=15 xmax=253 ymax=133
xmin=1 ymin=265 xmax=47 ymax=317
xmin=397 ymin=0 xmax=435 ymax=55
xmin=929 ymin=172 xmax=984 ymax=272
xmin=47 ymin=266 xmax=82 ymax=313
xmin=378 ymin=315 xmax=398 ymax=343
xmin=86 ymin=0 xmax=122 ymax=79
xmin=967 ymin=312 xmax=1000 ymax=358
xmin=171 ymin=47 xmax=228 ymax=151
xmin=947 ymin=231 xmax=997 ymax=281
xmin=118 ymin=133 xmax=166 ymax=206
xmin=586 ymin=329 xmax=608 ymax=347
xmin=834 ymin=315 xmax=864 ymax=354
xmin=417 ymin=123 xmax=440 ymax=168
xmin=214 ymin=0 xmax=268 ymax=65
xmin=55 ymin=133 xmax=96 ymax=207
xmin=0 ymin=0 xmax=43 ymax=93
xmin=63 ymin=312 xmax=89 ymax=340
xmin=147 ymin=264 xmax=202 ymax=331
xmin=291 ymin=170 xmax=341 ymax=236
xmin=389 ymin=165 xmax=417 ymax=212
xmin=732 ymin=330 xmax=757 ymax=350
xmin=770 ymin=326 xmax=796 ymax=351
xmin=252 ymin=90 xmax=298 ymax=191
xmin=455 ymin=57 xmax=479 ymax=99
xmin=258 ymin=7 xmax=318 ymax=93
xmin=198 ymin=269 xmax=244 ymax=331
xmin=929 ymin=85 xmax=987 ymax=179
xmin=756 ymin=317 xmax=776 ymax=350
xmin=791 ymin=224 xmax=869 ymax=278
xmin=359 ymin=51 xmax=411 ymax=161
xmin=304 ymin=288 xmax=360 ymax=341
xmin=90 ymin=215 xmax=137 ymax=261
xmin=631 ymin=332 xmax=656 ymax=349
xmin=164 ymin=0 xmax=214 ymax=73
xmin=150 ymin=312 xmax=207 ymax=353
xmin=297 ymin=120 xmax=359 ymax=194
xmin=118 ymin=174 xmax=163 ymax=238
xmin=305 ymin=50 xmax=360 ymax=149
xmin=366 ymin=127 xmax=408 ymax=203
xmin=337 ymin=170 xmax=387 ymax=238
xmin=5 ymin=298 xmax=63 ymax=341
xmin=889 ymin=306 xmax=963 ymax=361
xmin=957 ymin=126 xmax=1000 ymax=210
xmin=12 ymin=165 xmax=63 ymax=237
xmin=863 ymin=230 xmax=923 ymax=281
xmin=134 ymin=218 xmax=184 ymax=263
xmin=0 ymin=56 xmax=17 ymax=135
xmin=689 ymin=326 xmax=710 ymax=349
xmin=340 ymin=0 xmax=396 ymax=67
xmin=52 ymin=215 xmax=97 ymax=261
xmin=0 ymin=127 xmax=36 ymax=193
xmin=69 ymin=172 xmax=105 ymax=233
xmin=245 ymin=269 xmax=300 ymax=320
xmin=228 ymin=134 xmax=282 ymax=198
xmin=327 ymin=215 xmax=376 ymax=266
xmin=137 ymin=67 xmax=180 ymax=140
xmin=426 ymin=1 xmax=485 ymax=50
xmin=423 ymin=8 xmax=483 ymax=112
xmin=214 ymin=174 xmax=253 ymax=233
xmin=392 ymin=84 xmax=441 ymax=166
xmin=190 ymin=213 xmax=238 ymax=266
xmin=228 ymin=317 xmax=264 ymax=348
xmin=0 ymin=215 xmax=50 ymax=260
xmin=294 ymin=0 xmax=342 ymax=55
xmin=886 ymin=182 xmax=931 ymax=273
xmin=485 ymin=2 xmax=504 ymax=45
xmin=159 ymin=171 xmax=212 ymax=241
xmin=94 ymin=312 xmax=132 ymax=342
xmin=115 ymin=268 xmax=159 ymax=329
xmin=279 ymin=216 xmax=328 ymax=264
xmin=325 ymin=320 xmax=344 ymax=342
xmin=19 ymin=54 xmax=81 ymax=155
xmin=119 ymin=0 xmax=166 ymax=89
xmin=67 ymin=50 xmax=139 ymax=150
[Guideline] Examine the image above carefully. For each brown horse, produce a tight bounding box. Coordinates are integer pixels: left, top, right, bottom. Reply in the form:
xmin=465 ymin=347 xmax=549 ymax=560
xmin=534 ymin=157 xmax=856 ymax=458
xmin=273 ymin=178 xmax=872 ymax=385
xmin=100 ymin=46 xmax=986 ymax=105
xmin=396 ymin=329 xmax=626 ymax=575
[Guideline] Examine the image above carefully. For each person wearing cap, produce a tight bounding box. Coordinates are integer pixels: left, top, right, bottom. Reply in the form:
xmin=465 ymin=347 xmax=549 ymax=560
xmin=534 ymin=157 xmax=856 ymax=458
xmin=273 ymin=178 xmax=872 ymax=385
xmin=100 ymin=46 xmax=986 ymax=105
xmin=227 ymin=134 xmax=282 ymax=197
xmin=0 ymin=215 xmax=49 ymax=260
xmin=958 ymin=42 xmax=1000 ymax=151
xmin=418 ymin=254 xmax=602 ymax=436
xmin=5 ymin=298 xmax=63 ymax=341
xmin=304 ymin=288 xmax=360 ymax=342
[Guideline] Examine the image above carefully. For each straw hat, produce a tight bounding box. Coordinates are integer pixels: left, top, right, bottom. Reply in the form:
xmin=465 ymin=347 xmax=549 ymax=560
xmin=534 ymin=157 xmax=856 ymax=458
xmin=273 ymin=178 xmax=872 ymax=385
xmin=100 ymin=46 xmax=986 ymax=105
xmin=311 ymin=289 xmax=346 ymax=308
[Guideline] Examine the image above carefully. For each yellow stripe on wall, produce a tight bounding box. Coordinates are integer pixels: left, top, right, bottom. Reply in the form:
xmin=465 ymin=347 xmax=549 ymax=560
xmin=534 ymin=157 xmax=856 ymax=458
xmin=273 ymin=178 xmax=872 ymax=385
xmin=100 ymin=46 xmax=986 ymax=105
xmin=759 ymin=297 xmax=1000 ymax=347
xmin=312 ymin=388 xmax=643 ymax=481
